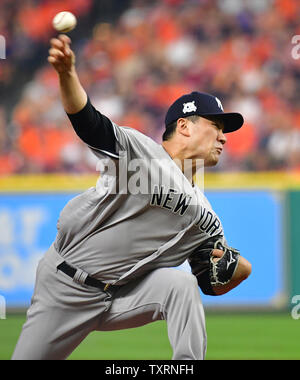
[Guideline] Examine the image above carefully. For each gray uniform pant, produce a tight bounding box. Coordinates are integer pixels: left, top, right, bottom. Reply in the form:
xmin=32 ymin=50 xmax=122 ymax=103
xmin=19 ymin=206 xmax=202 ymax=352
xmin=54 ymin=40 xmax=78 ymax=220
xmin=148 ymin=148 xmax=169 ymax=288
xmin=12 ymin=245 xmax=207 ymax=360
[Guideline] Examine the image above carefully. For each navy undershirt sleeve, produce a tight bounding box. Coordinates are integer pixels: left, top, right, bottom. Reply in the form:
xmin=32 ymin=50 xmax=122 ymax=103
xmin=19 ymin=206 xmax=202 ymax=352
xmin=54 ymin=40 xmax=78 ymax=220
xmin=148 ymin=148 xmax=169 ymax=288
xmin=66 ymin=98 xmax=117 ymax=154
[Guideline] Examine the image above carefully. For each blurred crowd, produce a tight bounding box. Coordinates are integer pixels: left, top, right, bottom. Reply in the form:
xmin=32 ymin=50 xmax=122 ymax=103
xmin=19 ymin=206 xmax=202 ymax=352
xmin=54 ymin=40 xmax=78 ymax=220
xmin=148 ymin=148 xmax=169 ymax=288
xmin=1 ymin=0 xmax=300 ymax=174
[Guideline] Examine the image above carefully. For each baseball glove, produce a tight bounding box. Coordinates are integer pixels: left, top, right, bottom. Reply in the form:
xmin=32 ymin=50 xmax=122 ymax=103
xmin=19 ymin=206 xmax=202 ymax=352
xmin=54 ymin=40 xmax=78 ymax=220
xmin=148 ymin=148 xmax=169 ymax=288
xmin=188 ymin=235 xmax=240 ymax=296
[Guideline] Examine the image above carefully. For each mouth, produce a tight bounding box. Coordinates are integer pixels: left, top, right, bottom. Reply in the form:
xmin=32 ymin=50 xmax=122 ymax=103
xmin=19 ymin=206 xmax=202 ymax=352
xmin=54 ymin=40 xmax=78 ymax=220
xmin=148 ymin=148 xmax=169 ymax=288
xmin=215 ymin=147 xmax=223 ymax=154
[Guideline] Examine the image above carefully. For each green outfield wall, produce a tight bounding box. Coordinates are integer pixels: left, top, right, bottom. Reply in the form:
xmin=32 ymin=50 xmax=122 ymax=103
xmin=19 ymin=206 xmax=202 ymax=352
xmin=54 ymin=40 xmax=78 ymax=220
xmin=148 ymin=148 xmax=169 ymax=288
xmin=287 ymin=191 xmax=300 ymax=301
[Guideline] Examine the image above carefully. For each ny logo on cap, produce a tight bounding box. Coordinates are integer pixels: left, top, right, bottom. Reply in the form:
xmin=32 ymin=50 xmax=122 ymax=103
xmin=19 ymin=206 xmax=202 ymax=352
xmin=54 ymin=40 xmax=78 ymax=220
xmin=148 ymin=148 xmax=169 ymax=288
xmin=183 ymin=101 xmax=197 ymax=114
xmin=215 ymin=97 xmax=224 ymax=111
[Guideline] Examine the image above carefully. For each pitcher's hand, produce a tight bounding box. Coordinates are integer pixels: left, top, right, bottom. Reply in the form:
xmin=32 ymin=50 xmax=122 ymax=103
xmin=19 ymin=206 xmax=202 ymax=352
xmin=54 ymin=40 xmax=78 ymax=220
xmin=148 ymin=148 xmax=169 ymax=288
xmin=48 ymin=34 xmax=75 ymax=74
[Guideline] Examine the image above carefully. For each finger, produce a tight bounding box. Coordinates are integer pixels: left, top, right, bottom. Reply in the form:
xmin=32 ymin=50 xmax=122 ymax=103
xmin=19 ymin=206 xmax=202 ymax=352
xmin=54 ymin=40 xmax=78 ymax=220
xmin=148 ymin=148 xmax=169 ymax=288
xmin=49 ymin=48 xmax=65 ymax=58
xmin=58 ymin=37 xmax=72 ymax=57
xmin=211 ymin=249 xmax=224 ymax=258
xmin=64 ymin=47 xmax=72 ymax=57
xmin=48 ymin=56 xmax=57 ymax=64
xmin=50 ymin=38 xmax=64 ymax=49
xmin=58 ymin=34 xmax=71 ymax=45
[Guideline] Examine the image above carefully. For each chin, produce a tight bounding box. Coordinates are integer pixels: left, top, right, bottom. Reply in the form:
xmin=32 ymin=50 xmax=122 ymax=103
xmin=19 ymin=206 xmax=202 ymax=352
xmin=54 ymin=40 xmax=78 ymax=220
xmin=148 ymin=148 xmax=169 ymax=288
xmin=204 ymin=158 xmax=219 ymax=167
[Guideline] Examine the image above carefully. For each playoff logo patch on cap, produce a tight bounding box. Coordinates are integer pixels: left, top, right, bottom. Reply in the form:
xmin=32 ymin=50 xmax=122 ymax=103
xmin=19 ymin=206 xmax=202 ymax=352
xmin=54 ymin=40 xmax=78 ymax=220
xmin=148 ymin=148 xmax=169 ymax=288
xmin=182 ymin=101 xmax=197 ymax=114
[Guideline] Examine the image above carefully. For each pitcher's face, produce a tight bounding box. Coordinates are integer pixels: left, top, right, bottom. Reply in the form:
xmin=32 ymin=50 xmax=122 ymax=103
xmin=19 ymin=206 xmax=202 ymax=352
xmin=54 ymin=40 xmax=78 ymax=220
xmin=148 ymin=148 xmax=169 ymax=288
xmin=187 ymin=116 xmax=226 ymax=166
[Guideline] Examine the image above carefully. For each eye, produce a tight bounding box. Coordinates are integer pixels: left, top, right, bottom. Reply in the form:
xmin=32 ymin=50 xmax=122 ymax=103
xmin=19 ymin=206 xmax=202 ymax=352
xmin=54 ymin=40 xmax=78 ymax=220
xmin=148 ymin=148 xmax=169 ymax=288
xmin=212 ymin=122 xmax=224 ymax=131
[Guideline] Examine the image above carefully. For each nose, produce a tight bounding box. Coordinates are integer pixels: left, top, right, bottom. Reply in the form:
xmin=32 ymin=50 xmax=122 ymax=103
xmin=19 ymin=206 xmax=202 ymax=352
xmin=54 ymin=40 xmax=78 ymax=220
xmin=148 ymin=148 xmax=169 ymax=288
xmin=218 ymin=129 xmax=227 ymax=145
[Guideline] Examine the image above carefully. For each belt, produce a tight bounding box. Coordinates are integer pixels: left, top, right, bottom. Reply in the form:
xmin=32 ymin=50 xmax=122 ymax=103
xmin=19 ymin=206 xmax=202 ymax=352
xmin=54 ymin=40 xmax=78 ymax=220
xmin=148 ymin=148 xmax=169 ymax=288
xmin=57 ymin=261 xmax=115 ymax=292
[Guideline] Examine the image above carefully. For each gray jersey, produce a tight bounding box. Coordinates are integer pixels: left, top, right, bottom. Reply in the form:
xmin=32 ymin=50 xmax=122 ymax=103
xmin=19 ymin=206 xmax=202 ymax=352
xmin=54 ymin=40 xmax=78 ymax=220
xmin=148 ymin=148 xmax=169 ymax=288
xmin=54 ymin=123 xmax=224 ymax=285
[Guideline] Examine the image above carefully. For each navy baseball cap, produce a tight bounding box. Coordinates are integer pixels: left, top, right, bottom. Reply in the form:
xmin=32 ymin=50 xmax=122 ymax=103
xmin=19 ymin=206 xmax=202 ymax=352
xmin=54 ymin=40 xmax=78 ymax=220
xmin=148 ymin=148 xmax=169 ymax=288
xmin=165 ymin=91 xmax=244 ymax=133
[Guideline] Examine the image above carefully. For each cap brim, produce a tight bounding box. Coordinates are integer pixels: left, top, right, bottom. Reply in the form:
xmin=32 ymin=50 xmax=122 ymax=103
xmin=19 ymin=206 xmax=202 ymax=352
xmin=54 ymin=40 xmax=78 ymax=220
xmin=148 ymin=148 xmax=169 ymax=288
xmin=201 ymin=112 xmax=244 ymax=133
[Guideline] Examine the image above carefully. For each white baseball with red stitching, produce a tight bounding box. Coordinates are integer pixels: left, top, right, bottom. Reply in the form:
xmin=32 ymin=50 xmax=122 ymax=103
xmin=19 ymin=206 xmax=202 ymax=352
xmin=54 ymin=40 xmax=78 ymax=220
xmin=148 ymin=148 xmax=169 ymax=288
xmin=52 ymin=11 xmax=77 ymax=33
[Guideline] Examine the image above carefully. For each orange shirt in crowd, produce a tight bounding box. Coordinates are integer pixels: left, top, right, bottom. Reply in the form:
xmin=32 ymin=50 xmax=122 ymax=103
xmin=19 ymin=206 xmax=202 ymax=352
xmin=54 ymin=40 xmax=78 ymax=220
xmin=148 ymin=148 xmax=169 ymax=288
xmin=18 ymin=125 xmax=74 ymax=168
xmin=225 ymin=122 xmax=258 ymax=160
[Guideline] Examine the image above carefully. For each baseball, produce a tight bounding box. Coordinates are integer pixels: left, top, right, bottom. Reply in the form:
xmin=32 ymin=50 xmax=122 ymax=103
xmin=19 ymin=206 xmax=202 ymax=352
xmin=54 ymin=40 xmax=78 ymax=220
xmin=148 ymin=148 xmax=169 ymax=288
xmin=52 ymin=11 xmax=77 ymax=33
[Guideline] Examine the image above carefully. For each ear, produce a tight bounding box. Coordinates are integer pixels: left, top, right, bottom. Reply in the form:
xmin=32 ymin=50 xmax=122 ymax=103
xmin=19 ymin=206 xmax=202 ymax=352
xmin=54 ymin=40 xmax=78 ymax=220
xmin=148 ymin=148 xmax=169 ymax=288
xmin=176 ymin=118 xmax=191 ymax=137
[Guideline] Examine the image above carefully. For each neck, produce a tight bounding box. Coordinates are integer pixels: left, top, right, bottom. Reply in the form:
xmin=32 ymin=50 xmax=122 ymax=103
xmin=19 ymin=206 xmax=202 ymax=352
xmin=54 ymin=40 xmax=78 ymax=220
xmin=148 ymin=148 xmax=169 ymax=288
xmin=162 ymin=141 xmax=198 ymax=184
